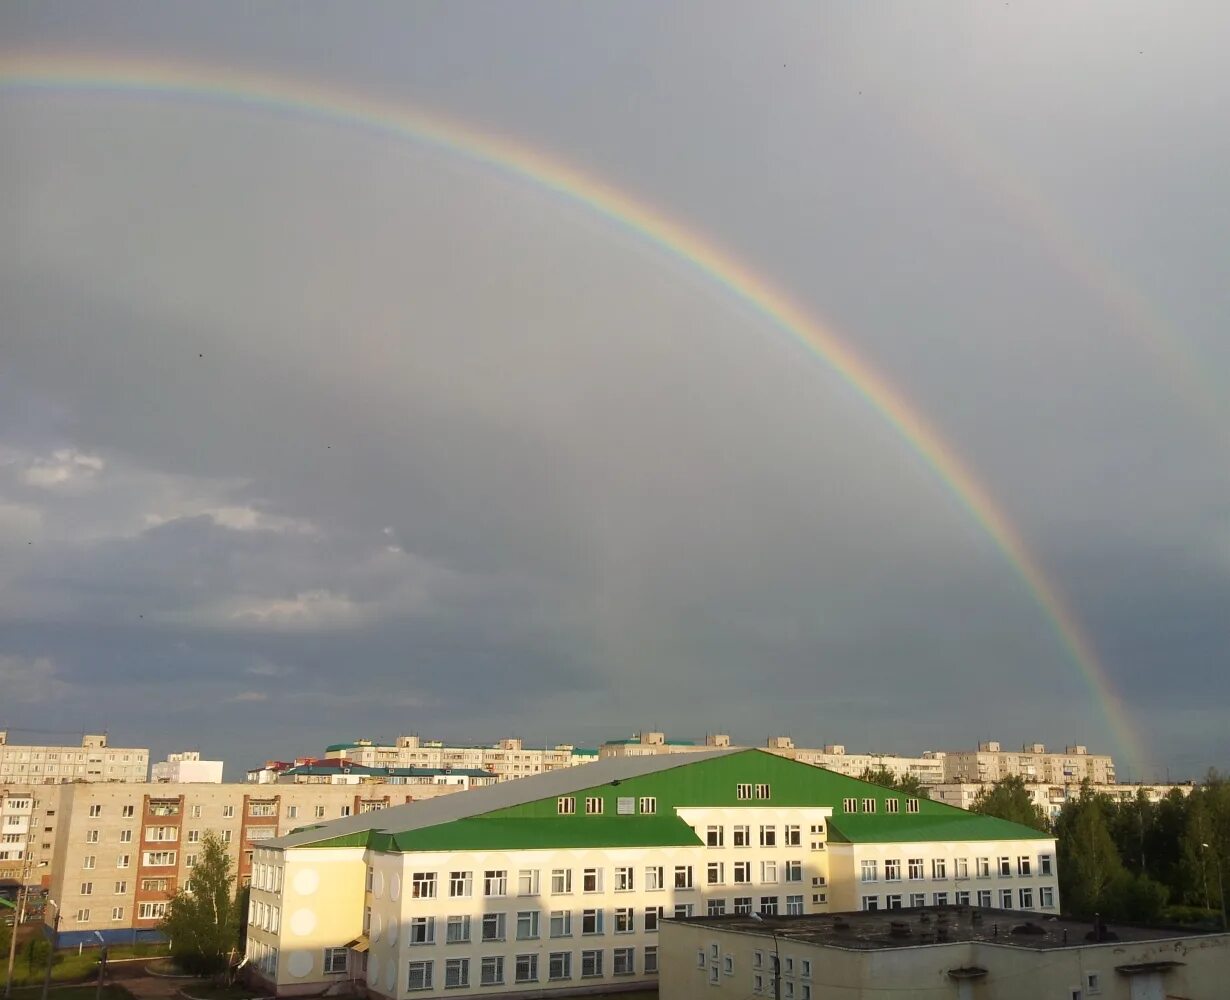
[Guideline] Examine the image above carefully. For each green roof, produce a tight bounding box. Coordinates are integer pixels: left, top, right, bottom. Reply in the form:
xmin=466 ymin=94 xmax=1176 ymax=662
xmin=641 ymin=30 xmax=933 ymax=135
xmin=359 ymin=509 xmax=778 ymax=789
xmin=827 ymin=813 xmax=1052 ymax=844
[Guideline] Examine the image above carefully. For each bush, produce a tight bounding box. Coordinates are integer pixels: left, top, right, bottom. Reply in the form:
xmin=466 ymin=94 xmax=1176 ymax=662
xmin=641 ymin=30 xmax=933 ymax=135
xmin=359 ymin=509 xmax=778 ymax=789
xmin=1161 ymin=904 xmax=1221 ymax=928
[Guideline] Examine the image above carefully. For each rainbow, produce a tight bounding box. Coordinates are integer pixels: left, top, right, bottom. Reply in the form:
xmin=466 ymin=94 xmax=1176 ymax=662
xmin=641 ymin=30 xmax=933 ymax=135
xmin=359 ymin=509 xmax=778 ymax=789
xmin=0 ymin=51 xmax=1146 ymax=775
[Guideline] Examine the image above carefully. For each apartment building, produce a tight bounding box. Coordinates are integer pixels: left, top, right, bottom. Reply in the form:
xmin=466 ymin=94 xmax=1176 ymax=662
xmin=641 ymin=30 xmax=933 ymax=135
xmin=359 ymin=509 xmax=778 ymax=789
xmin=257 ymin=763 xmax=498 ymax=790
xmin=942 ymin=741 xmax=1116 ymax=785
xmin=321 ymin=737 xmax=598 ymax=781
xmin=931 ymin=781 xmax=1193 ymax=821
xmin=41 ymin=779 xmax=470 ymax=945
xmin=662 ymin=910 xmax=1230 ymax=1000
xmin=0 ymin=784 xmax=71 ymax=889
xmin=599 ymin=732 xmax=734 ymax=757
xmin=151 ymin=751 xmax=224 ymax=784
xmin=0 ymin=732 xmax=149 ymax=784
xmin=245 ymin=748 xmax=1056 ymax=998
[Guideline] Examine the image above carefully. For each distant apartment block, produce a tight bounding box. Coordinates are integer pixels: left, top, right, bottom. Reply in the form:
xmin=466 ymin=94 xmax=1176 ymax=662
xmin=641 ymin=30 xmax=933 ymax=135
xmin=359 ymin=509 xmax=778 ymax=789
xmin=0 ymin=732 xmax=149 ymax=784
xmin=932 ymin=781 xmax=1193 ymax=822
xmin=318 ymin=736 xmax=599 ymax=781
xmin=248 ymin=761 xmax=498 ymax=790
xmin=151 ymin=751 xmax=224 ymax=784
xmin=941 ymin=741 xmax=1116 ymax=785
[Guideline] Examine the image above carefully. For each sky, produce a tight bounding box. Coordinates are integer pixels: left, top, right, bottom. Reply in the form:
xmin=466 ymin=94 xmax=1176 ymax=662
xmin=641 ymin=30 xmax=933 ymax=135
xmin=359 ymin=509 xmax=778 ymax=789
xmin=2 ymin=2 xmax=1227 ymax=782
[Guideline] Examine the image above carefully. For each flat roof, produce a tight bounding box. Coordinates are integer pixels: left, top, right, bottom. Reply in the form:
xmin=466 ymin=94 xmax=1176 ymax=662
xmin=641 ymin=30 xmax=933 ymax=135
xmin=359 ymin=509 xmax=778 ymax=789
xmin=669 ymin=908 xmax=1220 ymax=952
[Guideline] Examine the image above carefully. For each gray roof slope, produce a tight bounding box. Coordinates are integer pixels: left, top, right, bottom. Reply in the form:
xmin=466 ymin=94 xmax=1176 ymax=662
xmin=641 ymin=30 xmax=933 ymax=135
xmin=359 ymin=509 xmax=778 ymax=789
xmin=269 ymin=748 xmax=741 ymax=849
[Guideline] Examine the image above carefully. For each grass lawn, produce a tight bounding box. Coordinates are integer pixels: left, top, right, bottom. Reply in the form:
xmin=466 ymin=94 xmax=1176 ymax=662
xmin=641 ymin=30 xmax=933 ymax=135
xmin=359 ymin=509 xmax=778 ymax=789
xmin=4 ymin=943 xmax=170 ymax=988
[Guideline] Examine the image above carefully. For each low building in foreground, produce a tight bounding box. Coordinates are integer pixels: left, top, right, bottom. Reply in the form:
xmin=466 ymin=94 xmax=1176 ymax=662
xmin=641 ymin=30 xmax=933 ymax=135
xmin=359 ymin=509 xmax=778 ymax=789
xmin=661 ymin=909 xmax=1229 ymax=1000
xmin=246 ymin=748 xmax=1057 ymax=997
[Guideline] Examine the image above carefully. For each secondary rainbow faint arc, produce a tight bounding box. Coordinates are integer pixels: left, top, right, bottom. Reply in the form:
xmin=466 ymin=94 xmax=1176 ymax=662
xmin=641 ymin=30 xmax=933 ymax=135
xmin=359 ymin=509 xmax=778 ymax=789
xmin=0 ymin=52 xmax=1144 ymax=773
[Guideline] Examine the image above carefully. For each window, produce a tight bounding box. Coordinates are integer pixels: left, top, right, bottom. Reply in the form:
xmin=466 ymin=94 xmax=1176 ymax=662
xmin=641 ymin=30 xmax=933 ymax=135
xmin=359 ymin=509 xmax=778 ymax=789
xmin=80 ymin=882 xmax=93 ymax=895
xmin=518 ymin=869 xmax=539 ymax=895
xmin=1000 ymin=889 xmax=1013 ymax=908
xmin=615 ymin=866 xmax=634 ymax=891
xmin=907 ymin=798 xmax=920 ymax=813
xmin=704 ymin=824 xmax=724 ymax=847
xmin=607 ymin=905 xmax=632 ymax=933
xmin=785 ymin=824 xmax=801 ymax=846
xmin=582 ymin=908 xmax=604 ymax=934
xmin=932 ymin=858 xmax=947 ymax=879
xmin=551 ymin=868 xmax=572 ymax=894
xmin=1085 ymin=972 xmax=1101 ymax=995
xmin=137 ymin=902 xmax=166 ymax=920
xmin=885 ymin=859 xmax=901 ymax=881
xmin=734 ymin=861 xmax=751 ymax=884
xmin=910 ymin=892 xmax=926 ymax=907
xmin=1018 ymin=856 xmax=1032 ymax=876
xmin=759 ymin=896 xmax=778 ymax=915
xmin=117 ymin=855 xmax=130 ymax=869
xmin=446 ymin=915 xmax=470 ymax=943
xmin=955 ymin=858 xmax=968 ymax=879
xmin=885 ymin=893 xmax=902 ymax=909
xmin=639 ymin=796 xmax=657 ymax=814
xmin=754 ymin=974 xmax=765 ymax=993
xmin=933 ymin=892 xmax=948 ymax=906
xmin=1040 ymin=854 xmax=1053 ymax=875
xmin=908 ymin=858 xmax=924 ymax=880
xmin=119 ymin=830 xmax=132 ymax=843
xmin=674 ymin=865 xmax=693 ymax=889
xmin=111 ymin=907 xmax=124 ymax=921
xmin=708 ymin=964 xmax=719 ymax=984
xmin=644 ymin=906 xmax=661 ymax=932
xmin=1040 ymin=886 xmax=1055 ymax=908
xmin=613 ymin=947 xmax=635 ymax=976
xmin=646 ymin=865 xmax=664 ymax=890
xmin=755 ymin=783 xmax=771 ymax=799
xmin=585 ymin=796 xmax=604 ymax=815
xmin=89 ymin=805 xmax=102 ymax=817
xmin=860 ymin=860 xmax=878 ymax=883
xmin=786 ymin=894 xmax=804 ymax=915
xmin=515 ymin=954 xmax=538 ymax=984
xmin=143 ymin=851 xmax=175 ymax=866
xmin=122 ymin=805 xmax=135 ymax=818
xmin=481 ymin=912 xmax=506 ymax=941
xmin=977 ymin=890 xmax=992 ymax=907
xmin=549 ymin=952 xmax=571 ymax=980
xmin=114 ymin=881 xmax=126 ymax=894
xmin=583 ymin=867 xmax=603 ymax=892
xmin=286 ymin=805 xmax=298 ymax=819
xmin=323 ymin=948 xmax=348 ymax=974
xmin=408 ymin=916 xmax=434 ymax=944
xmin=707 ymin=862 xmax=724 ymax=885
xmin=444 ymin=957 xmax=469 ymax=989
xmin=843 ymin=797 xmax=857 ymax=812
xmin=733 ymin=896 xmax=753 ymax=914
xmin=1019 ymin=887 xmax=1034 ymax=909
xmin=76 ymin=909 xmax=90 ymax=922
xmin=737 ymin=783 xmax=753 ymax=800
xmin=222 ymin=805 xmax=235 ymax=818
xmin=707 ymin=898 xmax=726 ymax=916
xmin=86 ymin=830 xmax=99 ymax=843
xmin=406 ymin=960 xmax=432 ymax=991
xmin=674 ymin=903 xmax=694 ymax=918
xmin=221 ymin=830 xmax=231 ymax=844
xmin=480 ymin=956 xmax=504 ymax=986
xmin=484 ymin=869 xmax=507 ymax=896
xmin=314 ymin=805 xmax=325 ymax=818
xmin=249 ymin=802 xmax=276 ymax=817
xmin=976 ymin=857 xmax=991 ymax=878
xmin=581 ymin=950 xmax=603 ymax=978
xmin=785 ymin=860 xmax=803 ymax=883
xmin=187 ymin=830 xmax=200 ymax=844
xmin=339 ymin=807 xmax=351 ymax=818
xmin=886 ymin=798 xmax=900 ymax=814
xmin=644 ymin=945 xmax=658 ymax=973
xmin=761 ymin=860 xmax=778 ymax=883
xmin=141 ymin=879 xmax=168 ymax=892
xmin=999 ymin=857 xmax=1012 ymax=877
xmin=956 ymin=890 xmax=971 ymax=905
xmin=412 ymin=871 xmax=437 ymax=898
xmin=862 ymin=798 xmax=876 ymax=813
xmin=516 ymin=910 xmax=540 ymax=940
xmin=861 ymin=895 xmax=879 ymax=911
xmin=733 ymin=824 xmax=751 ymax=847
xmin=759 ymin=825 xmax=777 ymax=847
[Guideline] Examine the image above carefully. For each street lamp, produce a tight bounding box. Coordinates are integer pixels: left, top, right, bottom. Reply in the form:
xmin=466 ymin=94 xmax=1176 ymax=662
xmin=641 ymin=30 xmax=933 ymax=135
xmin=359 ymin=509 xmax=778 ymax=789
xmin=750 ymin=912 xmax=782 ymax=1000
xmin=1200 ymin=844 xmax=1227 ymax=930
xmin=39 ymin=901 xmax=60 ymax=1000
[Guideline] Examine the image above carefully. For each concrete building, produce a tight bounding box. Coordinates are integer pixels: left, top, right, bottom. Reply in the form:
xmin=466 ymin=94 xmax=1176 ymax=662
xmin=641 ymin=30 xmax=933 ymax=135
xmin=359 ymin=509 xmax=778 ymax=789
xmin=39 ymin=779 xmax=471 ymax=945
xmin=262 ymin=763 xmax=498 ymax=790
xmin=0 ymin=732 xmax=149 ymax=784
xmin=151 ymin=751 xmax=224 ymax=784
xmin=931 ymin=781 xmax=1194 ymax=822
xmin=942 ymin=741 xmax=1116 ymax=785
xmin=599 ymin=732 xmax=734 ymax=757
xmin=0 ymin=784 xmax=69 ymax=889
xmin=245 ymin=748 xmax=1056 ymax=998
xmin=321 ymin=737 xmax=599 ymax=782
xmin=661 ymin=910 xmax=1229 ymax=1000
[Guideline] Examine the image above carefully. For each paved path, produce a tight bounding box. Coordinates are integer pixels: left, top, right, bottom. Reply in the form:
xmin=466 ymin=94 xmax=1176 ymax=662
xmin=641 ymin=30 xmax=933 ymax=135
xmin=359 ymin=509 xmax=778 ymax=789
xmin=108 ymin=974 xmax=192 ymax=1000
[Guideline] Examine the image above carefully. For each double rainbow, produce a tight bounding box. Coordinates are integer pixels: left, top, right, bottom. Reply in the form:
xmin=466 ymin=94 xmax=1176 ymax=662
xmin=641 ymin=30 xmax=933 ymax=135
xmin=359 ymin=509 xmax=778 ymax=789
xmin=0 ymin=52 xmax=1145 ymax=775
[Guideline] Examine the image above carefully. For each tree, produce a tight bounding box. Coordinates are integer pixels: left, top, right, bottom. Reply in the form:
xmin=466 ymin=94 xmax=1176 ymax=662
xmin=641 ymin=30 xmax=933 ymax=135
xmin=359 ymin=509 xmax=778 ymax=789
xmin=969 ymin=776 xmax=1049 ymax=831
xmin=1056 ymin=794 xmax=1125 ymax=918
xmin=160 ymin=831 xmax=242 ymax=977
xmin=857 ymin=767 xmax=929 ymax=800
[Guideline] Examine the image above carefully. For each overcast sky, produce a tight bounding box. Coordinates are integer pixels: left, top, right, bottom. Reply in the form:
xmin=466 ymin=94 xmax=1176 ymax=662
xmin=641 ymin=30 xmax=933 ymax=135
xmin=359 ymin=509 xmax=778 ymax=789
xmin=2 ymin=2 xmax=1227 ymax=781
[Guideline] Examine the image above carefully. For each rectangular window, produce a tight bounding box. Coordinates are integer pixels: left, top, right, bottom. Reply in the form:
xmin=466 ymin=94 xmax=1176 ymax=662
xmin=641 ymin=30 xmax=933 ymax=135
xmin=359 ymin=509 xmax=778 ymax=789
xmin=516 ymin=910 xmax=540 ymax=940
xmin=674 ymin=865 xmax=693 ymax=889
xmin=480 ymin=956 xmax=504 ymax=986
xmin=707 ymin=897 xmax=726 ymax=916
xmin=639 ymin=796 xmax=657 ymax=814
xmin=86 ymin=830 xmax=99 ymax=843
xmin=140 ymin=879 xmax=168 ymax=892
xmin=643 ymin=906 xmax=661 ymax=932
xmin=977 ymin=857 xmax=991 ymax=878
xmin=645 ymin=865 xmax=664 ymax=890
xmin=1018 ymin=856 xmax=1032 ymax=876
xmin=1040 ymin=886 xmax=1055 ymax=908
xmin=999 ymin=857 xmax=1012 ymax=877
xmin=518 ymin=869 xmax=539 ymax=895
xmin=613 ymin=947 xmax=635 ymax=976
xmin=408 ymin=916 xmax=434 ymax=944
xmin=406 ymin=960 xmax=432 ymax=991
xmin=314 ymin=806 xmax=325 ymax=818
xmin=861 ymin=895 xmax=879 ymax=911
xmin=412 ymin=871 xmax=437 ymax=898
xmin=137 ymin=902 xmax=166 ymax=920
xmin=89 ymin=805 xmax=102 ymax=817
xmin=122 ymin=805 xmax=135 ymax=818
xmin=860 ymin=860 xmax=878 ymax=883
xmin=186 ymin=830 xmax=200 ymax=844
xmin=119 ymin=830 xmax=133 ymax=843
xmin=1000 ymin=889 xmax=1014 ymax=908
xmin=908 ymin=858 xmax=924 ymax=880
xmin=674 ymin=903 xmax=693 ymax=919
xmin=955 ymin=858 xmax=969 ymax=879
xmin=785 ymin=824 xmax=801 ymax=846
xmin=548 ymin=952 xmax=571 ymax=981
xmin=515 ymin=954 xmax=538 ymax=984
xmin=644 ymin=945 xmax=658 ymax=973
xmin=551 ymin=868 xmax=572 ymax=894
xmin=977 ymin=890 xmax=992 ymax=908
xmin=759 ymin=825 xmax=776 ymax=847
xmin=80 ymin=882 xmax=93 ymax=895
xmin=142 ymin=851 xmax=176 ymax=867
xmin=733 ymin=824 xmax=751 ymax=847
xmin=907 ymin=892 xmax=924 ymax=907
xmin=884 ymin=859 xmax=901 ymax=881
xmin=734 ymin=896 xmax=752 ymax=915
xmin=862 ymin=798 xmax=876 ymax=813
xmin=585 ymin=796 xmax=604 ymax=815
xmin=932 ymin=858 xmax=947 ymax=879
xmin=1019 ymin=887 xmax=1034 ymax=909
xmin=286 ymin=805 xmax=298 ymax=819
xmin=449 ymin=870 xmax=472 ymax=897
xmin=222 ymin=805 xmax=235 ymax=818
xmin=581 ymin=950 xmax=603 ymax=978
xmin=111 ymin=907 xmax=124 ymax=922
xmin=907 ymin=798 xmax=920 ymax=813
xmin=481 ymin=912 xmax=506 ymax=941
xmin=843 ymin=797 xmax=857 ymax=812
xmin=707 ymin=862 xmax=724 ymax=885
xmin=761 ymin=860 xmax=778 ymax=883
xmin=76 ymin=909 xmax=90 ymax=922
xmin=582 ymin=908 xmax=604 ymax=935
xmin=956 ymin=890 xmax=971 ymax=905
xmin=1040 ymin=854 xmax=1053 ymax=876
xmin=615 ymin=866 xmax=634 ymax=891
xmin=444 ymin=958 xmax=469 ymax=989
xmin=734 ymin=861 xmax=751 ymax=884
xmin=785 ymin=860 xmax=803 ymax=883
xmin=446 ymin=915 xmax=470 ymax=943
xmin=583 ymin=867 xmax=602 ymax=892
xmin=886 ymin=798 xmax=900 ymax=813
xmin=737 ymin=783 xmax=753 ymax=800
xmin=484 ymin=869 xmax=508 ymax=896
xmin=615 ymin=906 xmax=635 ymax=933
xmin=114 ymin=881 xmax=126 ymax=894
xmin=933 ymin=892 xmax=948 ymax=906
xmin=786 ymin=894 xmax=804 ymax=915
xmin=706 ymin=825 xmax=724 ymax=847
xmin=549 ymin=910 xmax=571 ymax=938
xmin=755 ymin=783 xmax=771 ymax=799
xmin=323 ymin=948 xmax=348 ymax=974
xmin=117 ymin=855 xmax=130 ymax=869
xmin=759 ymin=896 xmax=778 ymax=916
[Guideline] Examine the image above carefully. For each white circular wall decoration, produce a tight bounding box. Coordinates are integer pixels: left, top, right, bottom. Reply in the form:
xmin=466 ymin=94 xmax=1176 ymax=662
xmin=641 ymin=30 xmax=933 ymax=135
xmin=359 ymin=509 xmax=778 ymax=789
xmin=291 ymin=869 xmax=319 ymax=897
xmin=366 ymin=955 xmax=380 ymax=985
xmin=371 ymin=912 xmax=383 ymax=941
xmin=286 ymin=951 xmax=313 ymax=979
xmin=386 ymin=916 xmax=398 ymax=944
xmin=289 ymin=908 xmax=316 ymax=937
xmin=385 ymin=962 xmax=396 ymax=992
xmin=372 ymin=871 xmax=384 ymax=897
xmin=389 ymin=874 xmax=401 ymax=901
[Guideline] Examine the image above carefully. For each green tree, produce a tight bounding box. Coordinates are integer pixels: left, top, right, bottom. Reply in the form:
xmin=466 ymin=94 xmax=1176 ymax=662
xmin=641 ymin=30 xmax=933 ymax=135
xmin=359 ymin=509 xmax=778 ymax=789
xmin=969 ymin=776 xmax=1049 ymax=831
xmin=857 ymin=767 xmax=929 ymax=799
xmin=159 ymin=831 xmax=242 ymax=977
xmin=1057 ymin=793 xmax=1125 ymax=918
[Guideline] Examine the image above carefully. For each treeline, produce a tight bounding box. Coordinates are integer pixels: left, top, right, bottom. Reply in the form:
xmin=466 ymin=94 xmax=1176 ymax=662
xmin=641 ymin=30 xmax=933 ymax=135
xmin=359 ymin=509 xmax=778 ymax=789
xmin=971 ymin=772 xmax=1229 ymax=927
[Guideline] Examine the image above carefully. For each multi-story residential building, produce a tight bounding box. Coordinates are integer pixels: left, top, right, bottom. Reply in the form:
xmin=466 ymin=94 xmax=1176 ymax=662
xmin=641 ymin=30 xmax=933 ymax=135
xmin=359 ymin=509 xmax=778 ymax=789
xmin=245 ymin=748 xmax=1056 ymax=998
xmin=0 ymin=732 xmax=149 ymax=784
xmin=321 ymin=737 xmax=598 ymax=782
xmin=599 ymin=732 xmax=734 ymax=757
xmin=40 ymin=780 xmax=471 ymax=945
xmin=151 ymin=751 xmax=224 ymax=784
xmin=0 ymin=784 xmax=70 ymax=889
xmin=260 ymin=763 xmax=498 ymax=790
xmin=931 ymin=781 xmax=1193 ymax=822
xmin=662 ymin=909 xmax=1230 ymax=1000
xmin=942 ymin=741 xmax=1116 ymax=785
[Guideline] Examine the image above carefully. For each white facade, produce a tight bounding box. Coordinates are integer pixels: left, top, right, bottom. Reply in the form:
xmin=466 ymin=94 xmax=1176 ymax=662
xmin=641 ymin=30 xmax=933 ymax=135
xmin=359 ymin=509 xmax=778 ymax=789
xmin=942 ymin=741 xmax=1117 ymax=784
xmin=325 ymin=737 xmax=597 ymax=781
xmin=151 ymin=751 xmax=224 ymax=784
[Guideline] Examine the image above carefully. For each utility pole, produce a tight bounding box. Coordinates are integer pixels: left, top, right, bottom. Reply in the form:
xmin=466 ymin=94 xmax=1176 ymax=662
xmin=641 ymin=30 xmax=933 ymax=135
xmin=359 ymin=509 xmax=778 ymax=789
xmin=3 ymin=793 xmax=40 ymax=1000
xmin=39 ymin=903 xmax=60 ymax=1000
